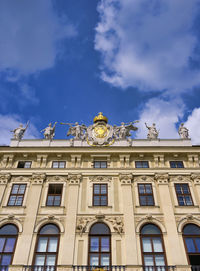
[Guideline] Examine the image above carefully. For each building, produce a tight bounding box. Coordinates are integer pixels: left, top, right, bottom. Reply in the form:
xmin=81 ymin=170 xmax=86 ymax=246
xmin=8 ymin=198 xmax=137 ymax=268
xmin=0 ymin=113 xmax=200 ymax=271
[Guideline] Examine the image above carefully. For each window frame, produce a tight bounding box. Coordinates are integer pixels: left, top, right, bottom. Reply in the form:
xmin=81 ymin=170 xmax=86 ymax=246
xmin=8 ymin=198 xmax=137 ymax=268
xmin=169 ymin=161 xmax=184 ymax=168
xmin=46 ymin=184 xmax=63 ymax=207
xmin=138 ymin=184 xmax=155 ymax=206
xmin=17 ymin=161 xmax=32 ymax=168
xmin=175 ymin=183 xmax=193 ymax=206
xmin=93 ymin=161 xmax=107 ymax=169
xmin=52 ymin=161 xmax=66 ymax=169
xmin=7 ymin=184 xmax=27 ymax=206
xmin=93 ymin=184 xmax=108 ymax=206
xmin=135 ymin=161 xmax=149 ymax=168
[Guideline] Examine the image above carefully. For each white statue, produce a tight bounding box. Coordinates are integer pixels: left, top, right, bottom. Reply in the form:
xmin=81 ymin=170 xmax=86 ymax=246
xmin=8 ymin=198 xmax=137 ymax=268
xmin=114 ymin=121 xmax=138 ymax=140
xmin=61 ymin=122 xmax=87 ymax=140
xmin=145 ymin=122 xmax=159 ymax=139
xmin=178 ymin=123 xmax=189 ymax=139
xmin=11 ymin=121 xmax=29 ymax=141
xmin=41 ymin=122 xmax=57 ymax=140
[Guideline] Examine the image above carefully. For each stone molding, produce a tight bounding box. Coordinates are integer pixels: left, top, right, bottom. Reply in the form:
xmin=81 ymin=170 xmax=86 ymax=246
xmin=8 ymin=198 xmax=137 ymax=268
xmin=35 ymin=216 xmax=64 ymax=233
xmin=89 ymin=176 xmax=112 ymax=183
xmin=31 ymin=173 xmax=46 ymax=184
xmin=154 ymin=173 xmax=169 ymax=184
xmin=135 ymin=215 xmax=166 ymax=233
xmin=119 ymin=174 xmax=132 ymax=185
xmin=46 ymin=175 xmax=67 ymax=183
xmin=0 ymin=173 xmax=11 ymax=184
xmin=0 ymin=216 xmax=23 ymax=232
xmin=68 ymin=174 xmax=82 ymax=185
xmin=12 ymin=175 xmax=30 ymax=183
xmin=191 ymin=174 xmax=200 ymax=184
xmin=176 ymin=214 xmax=200 ymax=233
xmin=134 ymin=175 xmax=154 ymax=183
xmin=170 ymin=175 xmax=190 ymax=183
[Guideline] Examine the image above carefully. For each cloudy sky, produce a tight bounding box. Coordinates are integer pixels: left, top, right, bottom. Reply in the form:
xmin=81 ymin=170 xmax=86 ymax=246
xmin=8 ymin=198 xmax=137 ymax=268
xmin=0 ymin=0 xmax=200 ymax=145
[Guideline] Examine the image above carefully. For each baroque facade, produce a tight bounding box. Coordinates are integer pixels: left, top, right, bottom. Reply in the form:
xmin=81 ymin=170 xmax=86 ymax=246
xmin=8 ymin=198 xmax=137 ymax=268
xmin=0 ymin=113 xmax=200 ymax=271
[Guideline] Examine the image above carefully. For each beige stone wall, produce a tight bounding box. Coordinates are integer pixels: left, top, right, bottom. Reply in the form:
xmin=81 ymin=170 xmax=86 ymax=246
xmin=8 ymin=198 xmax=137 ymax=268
xmin=0 ymin=145 xmax=200 ymax=269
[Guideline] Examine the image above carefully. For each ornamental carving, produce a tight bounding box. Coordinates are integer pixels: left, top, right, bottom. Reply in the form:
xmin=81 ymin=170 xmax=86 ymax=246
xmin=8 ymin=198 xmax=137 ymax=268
xmin=135 ymin=215 xmax=165 ymax=233
xmin=47 ymin=176 xmax=67 ymax=183
xmin=134 ymin=175 xmax=154 ymax=183
xmin=31 ymin=173 xmax=46 ymax=184
xmin=89 ymin=176 xmax=112 ymax=183
xmin=176 ymin=214 xmax=200 ymax=233
xmin=68 ymin=174 xmax=82 ymax=184
xmin=170 ymin=175 xmax=190 ymax=182
xmin=13 ymin=175 xmax=29 ymax=183
xmin=154 ymin=174 xmax=169 ymax=184
xmin=0 ymin=173 xmax=11 ymax=184
xmin=119 ymin=174 xmax=132 ymax=184
xmin=107 ymin=217 xmax=124 ymax=235
xmin=191 ymin=174 xmax=200 ymax=184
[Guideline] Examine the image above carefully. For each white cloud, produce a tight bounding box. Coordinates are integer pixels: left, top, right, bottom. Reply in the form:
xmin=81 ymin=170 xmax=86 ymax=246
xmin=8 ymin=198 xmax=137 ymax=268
xmin=185 ymin=108 xmax=200 ymax=144
xmin=95 ymin=0 xmax=200 ymax=91
xmin=136 ymin=97 xmax=184 ymax=139
xmin=0 ymin=0 xmax=77 ymax=76
xmin=0 ymin=115 xmax=40 ymax=145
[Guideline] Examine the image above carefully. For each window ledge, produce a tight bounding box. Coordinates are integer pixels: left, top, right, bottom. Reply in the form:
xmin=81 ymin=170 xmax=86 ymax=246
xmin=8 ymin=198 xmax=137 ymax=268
xmin=41 ymin=205 xmax=65 ymax=208
xmin=135 ymin=205 xmax=160 ymax=208
xmin=2 ymin=205 xmax=26 ymax=208
xmin=175 ymin=205 xmax=199 ymax=208
xmin=88 ymin=205 xmax=112 ymax=208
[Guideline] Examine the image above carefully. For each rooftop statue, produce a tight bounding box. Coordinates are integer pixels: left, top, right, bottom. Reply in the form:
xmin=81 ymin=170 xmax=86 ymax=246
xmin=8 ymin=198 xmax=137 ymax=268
xmin=145 ymin=122 xmax=159 ymax=139
xmin=11 ymin=121 xmax=29 ymax=141
xmin=61 ymin=122 xmax=87 ymax=140
xmin=178 ymin=123 xmax=189 ymax=139
xmin=41 ymin=122 xmax=57 ymax=140
xmin=114 ymin=121 xmax=138 ymax=140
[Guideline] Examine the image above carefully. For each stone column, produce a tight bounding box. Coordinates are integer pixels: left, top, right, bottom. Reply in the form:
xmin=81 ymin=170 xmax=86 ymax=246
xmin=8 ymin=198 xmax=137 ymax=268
xmin=155 ymin=174 xmax=188 ymax=265
xmin=0 ymin=174 xmax=11 ymax=205
xmin=13 ymin=173 xmax=46 ymax=265
xmin=60 ymin=174 xmax=81 ymax=265
xmin=191 ymin=174 xmax=200 ymax=205
xmin=119 ymin=174 xmax=138 ymax=265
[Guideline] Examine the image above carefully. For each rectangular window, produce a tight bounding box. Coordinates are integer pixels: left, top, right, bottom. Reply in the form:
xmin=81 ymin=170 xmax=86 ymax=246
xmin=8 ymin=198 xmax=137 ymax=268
xmin=175 ymin=183 xmax=193 ymax=206
xmin=8 ymin=184 xmax=27 ymax=206
xmin=170 ymin=161 xmax=184 ymax=168
xmin=52 ymin=161 xmax=66 ymax=168
xmin=93 ymin=161 xmax=107 ymax=168
xmin=93 ymin=184 xmax=108 ymax=206
xmin=138 ymin=184 xmax=154 ymax=206
xmin=135 ymin=161 xmax=149 ymax=168
xmin=46 ymin=184 xmax=63 ymax=206
xmin=17 ymin=161 xmax=32 ymax=168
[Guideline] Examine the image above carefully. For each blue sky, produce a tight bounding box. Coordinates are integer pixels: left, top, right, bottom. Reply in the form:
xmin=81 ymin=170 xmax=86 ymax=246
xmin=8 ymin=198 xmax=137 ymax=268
xmin=0 ymin=0 xmax=200 ymax=144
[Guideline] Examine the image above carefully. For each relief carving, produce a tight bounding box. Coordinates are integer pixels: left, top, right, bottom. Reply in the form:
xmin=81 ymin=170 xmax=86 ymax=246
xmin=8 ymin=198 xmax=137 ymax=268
xmin=119 ymin=174 xmax=132 ymax=184
xmin=154 ymin=174 xmax=169 ymax=184
xmin=0 ymin=173 xmax=11 ymax=184
xmin=13 ymin=175 xmax=29 ymax=183
xmin=170 ymin=175 xmax=190 ymax=182
xmin=107 ymin=217 xmax=124 ymax=235
xmin=68 ymin=174 xmax=82 ymax=185
xmin=191 ymin=174 xmax=200 ymax=184
xmin=90 ymin=176 xmax=111 ymax=182
xmin=47 ymin=176 xmax=67 ymax=183
xmin=134 ymin=175 xmax=154 ymax=183
xmin=31 ymin=173 xmax=46 ymax=184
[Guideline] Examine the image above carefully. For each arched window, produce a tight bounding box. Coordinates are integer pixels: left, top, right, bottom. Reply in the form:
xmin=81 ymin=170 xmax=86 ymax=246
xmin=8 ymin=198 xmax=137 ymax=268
xmin=183 ymin=224 xmax=200 ymax=265
xmin=89 ymin=223 xmax=111 ymax=266
xmin=33 ymin=224 xmax=60 ymax=267
xmin=140 ymin=224 xmax=166 ymax=267
xmin=0 ymin=224 xmax=18 ymax=266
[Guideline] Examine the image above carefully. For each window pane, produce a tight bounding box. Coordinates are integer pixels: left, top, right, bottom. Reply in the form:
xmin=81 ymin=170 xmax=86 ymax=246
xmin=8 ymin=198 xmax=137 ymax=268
xmin=155 ymin=255 xmax=165 ymax=266
xmin=141 ymin=224 xmax=161 ymax=235
xmin=40 ymin=224 xmax=59 ymax=235
xmin=182 ymin=184 xmax=189 ymax=194
xmin=185 ymin=238 xmax=196 ymax=252
xmin=12 ymin=185 xmax=19 ymax=194
xmin=0 ymin=238 xmax=5 ymax=252
xmin=100 ymin=162 xmax=107 ymax=168
xmin=177 ymin=196 xmax=185 ymax=206
xmin=183 ymin=224 xmax=200 ymax=235
xmin=24 ymin=162 xmax=31 ymax=168
xmin=52 ymin=162 xmax=58 ymax=168
xmin=37 ymin=237 xmax=48 ymax=252
xmin=47 ymin=196 xmax=54 ymax=206
xmin=101 ymin=237 xmax=109 ymax=252
xmin=90 ymin=223 xmax=110 ymax=234
xmin=48 ymin=238 xmax=58 ymax=252
xmin=53 ymin=196 xmax=61 ymax=206
xmin=152 ymin=238 xmax=163 ymax=252
xmin=139 ymin=185 xmax=145 ymax=194
xmin=46 ymin=255 xmax=56 ymax=266
xmin=101 ymin=254 xmax=110 ymax=265
xmin=90 ymin=254 xmax=99 ymax=266
xmin=101 ymin=196 xmax=107 ymax=206
xmin=140 ymin=196 xmax=147 ymax=206
xmin=185 ymin=196 xmax=193 ymax=206
xmin=147 ymin=196 xmax=154 ymax=206
xmin=18 ymin=185 xmax=26 ymax=194
xmin=1 ymin=255 xmax=12 ymax=266
xmin=8 ymin=196 xmax=16 ymax=206
xmin=142 ymin=238 xmax=152 ymax=252
xmin=0 ymin=225 xmax=18 ymax=235
xmin=90 ymin=237 xmax=99 ymax=252
xmin=94 ymin=185 xmax=100 ymax=194
xmin=195 ymin=238 xmax=200 ymax=252
xmin=146 ymin=185 xmax=152 ymax=193
xmin=4 ymin=238 xmax=16 ymax=252
xmin=59 ymin=162 xmax=65 ymax=168
xmin=144 ymin=255 xmax=154 ymax=266
xmin=93 ymin=196 xmax=100 ymax=206
xmin=35 ymin=255 xmax=45 ymax=266
xmin=101 ymin=185 xmax=107 ymax=194
xmin=94 ymin=161 xmax=100 ymax=168
xmin=15 ymin=196 xmax=23 ymax=206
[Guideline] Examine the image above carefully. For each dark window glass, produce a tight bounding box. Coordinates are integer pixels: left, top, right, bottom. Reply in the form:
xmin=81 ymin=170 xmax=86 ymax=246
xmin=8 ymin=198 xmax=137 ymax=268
xmin=34 ymin=224 xmax=59 ymax=267
xmin=140 ymin=224 xmax=166 ymax=267
xmin=89 ymin=223 xmax=111 ymax=266
xmin=93 ymin=184 xmax=108 ymax=206
xmin=0 ymin=224 xmax=18 ymax=266
xmin=8 ymin=184 xmax=27 ymax=206
xmin=46 ymin=184 xmax=63 ymax=206
xmin=17 ymin=161 xmax=32 ymax=168
xmin=94 ymin=161 xmax=107 ymax=168
xmin=135 ymin=161 xmax=149 ymax=168
xmin=175 ymin=184 xmax=193 ymax=206
xmin=138 ymin=184 xmax=154 ymax=206
xmin=52 ymin=161 xmax=66 ymax=168
xmin=170 ymin=161 xmax=184 ymax=168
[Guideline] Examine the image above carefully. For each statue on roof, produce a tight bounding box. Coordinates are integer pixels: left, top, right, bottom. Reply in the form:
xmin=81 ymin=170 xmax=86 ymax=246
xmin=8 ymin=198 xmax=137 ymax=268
xmin=114 ymin=121 xmax=138 ymax=140
xmin=41 ymin=122 xmax=57 ymax=140
xmin=178 ymin=123 xmax=189 ymax=139
xmin=11 ymin=121 xmax=29 ymax=141
xmin=61 ymin=122 xmax=87 ymax=140
xmin=145 ymin=122 xmax=159 ymax=139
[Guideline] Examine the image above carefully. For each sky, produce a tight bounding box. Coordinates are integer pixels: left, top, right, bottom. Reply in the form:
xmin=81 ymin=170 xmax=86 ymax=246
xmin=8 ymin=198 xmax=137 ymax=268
xmin=0 ymin=0 xmax=200 ymax=145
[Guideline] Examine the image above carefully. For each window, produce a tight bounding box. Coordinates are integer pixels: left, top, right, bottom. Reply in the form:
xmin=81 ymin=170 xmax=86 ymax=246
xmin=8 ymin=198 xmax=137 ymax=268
xmin=94 ymin=161 xmax=107 ymax=168
xmin=140 ymin=224 xmax=166 ymax=268
xmin=46 ymin=184 xmax=63 ymax=206
xmin=8 ymin=184 xmax=27 ymax=206
xmin=17 ymin=161 xmax=32 ymax=168
xmin=89 ymin=223 xmax=111 ymax=266
xmin=138 ymin=184 xmax=154 ymax=206
xmin=93 ymin=184 xmax=108 ymax=206
xmin=52 ymin=161 xmax=66 ymax=169
xmin=135 ymin=161 xmax=149 ymax=168
xmin=34 ymin=224 xmax=60 ymax=267
xmin=175 ymin=184 xmax=193 ymax=206
xmin=0 ymin=224 xmax=18 ymax=266
xmin=170 ymin=161 xmax=184 ymax=168
xmin=183 ymin=224 xmax=200 ymax=265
